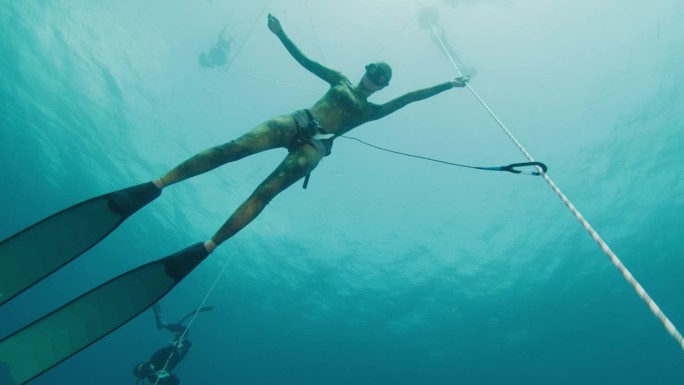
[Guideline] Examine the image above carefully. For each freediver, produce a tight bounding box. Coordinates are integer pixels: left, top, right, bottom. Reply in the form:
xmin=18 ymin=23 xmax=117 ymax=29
xmin=0 ymin=12 xmax=470 ymax=308
xmin=157 ymin=13 xmax=470 ymax=255
xmin=132 ymin=303 xmax=214 ymax=385
xmin=198 ymin=26 xmax=233 ymax=68
xmin=0 ymin=13 xmax=471 ymax=384
xmin=419 ymin=5 xmax=478 ymax=78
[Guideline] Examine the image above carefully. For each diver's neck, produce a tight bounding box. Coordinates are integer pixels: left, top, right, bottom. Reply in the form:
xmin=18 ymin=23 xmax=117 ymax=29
xmin=355 ymin=81 xmax=373 ymax=99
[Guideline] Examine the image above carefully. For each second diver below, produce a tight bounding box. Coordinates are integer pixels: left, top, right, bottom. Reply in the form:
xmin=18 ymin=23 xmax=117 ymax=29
xmin=0 ymin=12 xmax=469 ymax=385
xmin=198 ymin=26 xmax=232 ymax=68
xmin=132 ymin=303 xmax=214 ymax=385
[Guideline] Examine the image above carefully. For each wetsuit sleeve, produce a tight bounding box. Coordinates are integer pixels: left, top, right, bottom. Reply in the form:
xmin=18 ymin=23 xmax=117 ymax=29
xmin=275 ymin=29 xmax=344 ymax=85
xmin=372 ymin=82 xmax=454 ymax=120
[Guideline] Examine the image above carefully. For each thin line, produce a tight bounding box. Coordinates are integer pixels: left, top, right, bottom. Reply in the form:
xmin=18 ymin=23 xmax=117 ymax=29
xmin=153 ymin=252 xmax=235 ymax=385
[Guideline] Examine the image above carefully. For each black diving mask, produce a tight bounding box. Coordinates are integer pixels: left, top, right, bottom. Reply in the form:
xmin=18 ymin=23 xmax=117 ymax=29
xmin=364 ymin=63 xmax=390 ymax=87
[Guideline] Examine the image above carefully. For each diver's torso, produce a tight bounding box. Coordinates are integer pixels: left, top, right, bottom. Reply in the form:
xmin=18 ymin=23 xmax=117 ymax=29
xmin=309 ymin=79 xmax=374 ymax=135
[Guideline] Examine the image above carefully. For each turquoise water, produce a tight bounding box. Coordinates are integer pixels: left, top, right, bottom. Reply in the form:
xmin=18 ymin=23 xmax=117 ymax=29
xmin=1 ymin=0 xmax=683 ymax=384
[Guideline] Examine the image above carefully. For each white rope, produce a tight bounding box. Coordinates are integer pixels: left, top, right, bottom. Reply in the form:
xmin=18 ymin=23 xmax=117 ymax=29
xmin=353 ymin=10 xmax=421 ymax=82
xmin=304 ymin=0 xmax=326 ymax=64
xmin=153 ymin=252 xmax=235 ymax=385
xmin=426 ymin=11 xmax=684 ymax=351
xmin=225 ymin=69 xmax=321 ymax=94
xmin=540 ymin=173 xmax=684 ymax=350
xmin=151 ymin=5 xmax=282 ymax=382
xmin=223 ymin=0 xmax=273 ymax=72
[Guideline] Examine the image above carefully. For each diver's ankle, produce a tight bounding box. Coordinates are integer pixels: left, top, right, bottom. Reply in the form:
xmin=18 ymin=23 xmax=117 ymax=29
xmin=204 ymin=239 xmax=217 ymax=254
xmin=152 ymin=178 xmax=166 ymax=190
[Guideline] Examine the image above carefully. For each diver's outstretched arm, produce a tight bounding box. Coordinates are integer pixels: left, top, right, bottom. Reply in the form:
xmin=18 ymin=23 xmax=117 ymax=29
xmin=371 ymin=76 xmax=469 ymax=120
xmin=267 ymin=14 xmax=344 ymax=85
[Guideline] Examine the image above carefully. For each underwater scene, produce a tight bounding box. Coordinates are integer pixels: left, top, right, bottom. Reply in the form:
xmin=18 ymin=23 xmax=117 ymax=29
xmin=1 ymin=0 xmax=683 ymax=384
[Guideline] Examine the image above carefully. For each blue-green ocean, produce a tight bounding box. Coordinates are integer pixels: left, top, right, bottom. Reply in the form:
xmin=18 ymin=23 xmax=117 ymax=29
xmin=1 ymin=0 xmax=683 ymax=384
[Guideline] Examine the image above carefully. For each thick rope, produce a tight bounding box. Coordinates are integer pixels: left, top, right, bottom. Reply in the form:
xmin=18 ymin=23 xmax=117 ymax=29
xmin=541 ymin=172 xmax=684 ymax=350
xmin=426 ymin=14 xmax=683 ymax=351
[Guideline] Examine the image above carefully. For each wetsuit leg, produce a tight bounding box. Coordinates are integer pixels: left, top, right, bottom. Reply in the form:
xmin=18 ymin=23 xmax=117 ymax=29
xmin=211 ymin=143 xmax=321 ymax=245
xmin=153 ymin=303 xmax=166 ymax=330
xmin=161 ymin=115 xmax=297 ymax=186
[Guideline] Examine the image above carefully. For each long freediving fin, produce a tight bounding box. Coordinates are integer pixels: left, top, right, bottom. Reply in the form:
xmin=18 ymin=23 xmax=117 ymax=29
xmin=177 ymin=305 xmax=215 ymax=326
xmin=0 ymin=182 xmax=160 ymax=306
xmin=0 ymin=242 xmax=208 ymax=385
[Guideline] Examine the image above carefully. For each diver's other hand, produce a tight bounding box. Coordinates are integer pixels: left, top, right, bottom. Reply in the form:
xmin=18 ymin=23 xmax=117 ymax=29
xmin=451 ymin=75 xmax=470 ymax=88
xmin=267 ymin=14 xmax=282 ymax=34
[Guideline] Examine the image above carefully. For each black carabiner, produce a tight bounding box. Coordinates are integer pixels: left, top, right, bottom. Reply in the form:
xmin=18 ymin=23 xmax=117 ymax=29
xmin=500 ymin=162 xmax=548 ymax=175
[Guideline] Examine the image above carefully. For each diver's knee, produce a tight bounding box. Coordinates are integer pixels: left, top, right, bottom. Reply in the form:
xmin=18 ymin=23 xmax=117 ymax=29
xmin=251 ymin=192 xmax=274 ymax=210
xmin=248 ymin=185 xmax=280 ymax=212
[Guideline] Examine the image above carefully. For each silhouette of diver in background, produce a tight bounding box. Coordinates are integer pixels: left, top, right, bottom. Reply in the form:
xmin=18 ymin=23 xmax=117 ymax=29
xmin=198 ymin=26 xmax=233 ymax=68
xmin=419 ymin=5 xmax=478 ymax=78
xmin=132 ymin=303 xmax=214 ymax=385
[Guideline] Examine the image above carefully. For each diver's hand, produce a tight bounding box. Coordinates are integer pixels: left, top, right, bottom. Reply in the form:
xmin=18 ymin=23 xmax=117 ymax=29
xmin=267 ymin=14 xmax=282 ymax=34
xmin=451 ymin=75 xmax=470 ymax=88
